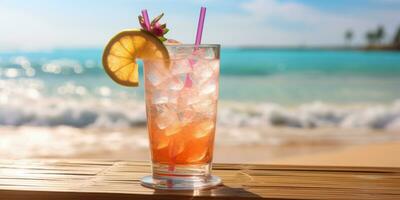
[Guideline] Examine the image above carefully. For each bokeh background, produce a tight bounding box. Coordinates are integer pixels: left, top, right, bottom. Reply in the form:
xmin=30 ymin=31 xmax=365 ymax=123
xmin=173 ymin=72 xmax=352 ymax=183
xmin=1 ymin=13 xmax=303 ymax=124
xmin=1 ymin=0 xmax=400 ymax=165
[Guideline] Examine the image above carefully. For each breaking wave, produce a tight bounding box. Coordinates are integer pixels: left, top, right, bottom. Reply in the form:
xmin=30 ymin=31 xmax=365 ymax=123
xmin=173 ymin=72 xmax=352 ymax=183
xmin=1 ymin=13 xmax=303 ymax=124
xmin=1 ymin=93 xmax=400 ymax=130
xmin=218 ymin=101 xmax=400 ymax=131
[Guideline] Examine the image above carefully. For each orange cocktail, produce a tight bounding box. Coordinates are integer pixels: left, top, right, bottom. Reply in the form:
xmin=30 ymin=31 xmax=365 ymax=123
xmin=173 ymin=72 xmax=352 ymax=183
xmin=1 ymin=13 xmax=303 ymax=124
xmin=143 ymin=44 xmax=220 ymax=189
xmin=102 ymin=8 xmax=221 ymax=190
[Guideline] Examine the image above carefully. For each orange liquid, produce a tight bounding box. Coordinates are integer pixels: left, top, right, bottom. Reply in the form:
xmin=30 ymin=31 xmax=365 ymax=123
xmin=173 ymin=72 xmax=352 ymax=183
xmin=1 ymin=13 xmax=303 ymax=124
xmin=147 ymin=115 xmax=216 ymax=165
xmin=144 ymin=58 xmax=219 ymax=166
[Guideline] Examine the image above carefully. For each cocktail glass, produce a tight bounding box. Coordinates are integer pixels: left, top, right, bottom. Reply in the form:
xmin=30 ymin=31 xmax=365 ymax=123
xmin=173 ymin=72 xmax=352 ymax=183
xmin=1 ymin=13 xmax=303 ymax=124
xmin=140 ymin=44 xmax=221 ymax=190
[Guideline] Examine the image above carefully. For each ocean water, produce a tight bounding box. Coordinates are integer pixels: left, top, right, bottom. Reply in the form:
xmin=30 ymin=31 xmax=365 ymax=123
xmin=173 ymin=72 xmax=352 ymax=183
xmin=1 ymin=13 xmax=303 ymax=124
xmin=1 ymin=48 xmax=400 ymax=130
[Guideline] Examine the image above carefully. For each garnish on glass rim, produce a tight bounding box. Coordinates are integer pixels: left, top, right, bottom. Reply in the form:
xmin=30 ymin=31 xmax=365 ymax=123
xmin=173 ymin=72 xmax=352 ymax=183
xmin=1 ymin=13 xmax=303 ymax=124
xmin=102 ymin=9 xmax=170 ymax=87
xmin=138 ymin=13 xmax=169 ymax=42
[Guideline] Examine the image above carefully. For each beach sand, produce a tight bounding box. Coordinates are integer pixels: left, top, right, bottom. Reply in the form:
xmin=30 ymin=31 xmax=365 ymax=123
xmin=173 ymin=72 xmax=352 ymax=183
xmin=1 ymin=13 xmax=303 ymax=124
xmin=270 ymin=141 xmax=400 ymax=167
xmin=1 ymin=126 xmax=400 ymax=167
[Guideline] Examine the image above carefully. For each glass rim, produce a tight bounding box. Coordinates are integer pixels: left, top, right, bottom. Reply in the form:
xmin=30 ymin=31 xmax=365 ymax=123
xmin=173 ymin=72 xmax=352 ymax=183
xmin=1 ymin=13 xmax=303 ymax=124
xmin=165 ymin=44 xmax=220 ymax=48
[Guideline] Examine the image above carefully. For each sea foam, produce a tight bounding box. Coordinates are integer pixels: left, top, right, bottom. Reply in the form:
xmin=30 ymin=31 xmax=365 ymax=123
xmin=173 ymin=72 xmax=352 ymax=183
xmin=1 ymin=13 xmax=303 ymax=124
xmin=218 ymin=101 xmax=400 ymax=131
xmin=1 ymin=97 xmax=400 ymax=130
xmin=1 ymin=78 xmax=400 ymax=130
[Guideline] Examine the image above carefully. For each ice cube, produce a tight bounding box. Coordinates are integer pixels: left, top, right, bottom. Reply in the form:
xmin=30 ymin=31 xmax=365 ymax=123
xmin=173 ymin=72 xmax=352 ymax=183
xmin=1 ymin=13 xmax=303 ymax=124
xmin=152 ymin=90 xmax=169 ymax=104
xmin=154 ymin=103 xmax=169 ymax=113
xmin=164 ymin=122 xmax=182 ymax=136
xmin=193 ymin=47 xmax=216 ymax=59
xmin=192 ymin=99 xmax=215 ymax=115
xmin=178 ymin=108 xmax=196 ymax=124
xmin=168 ymin=91 xmax=179 ymax=104
xmin=203 ymin=47 xmax=217 ymax=59
xmin=169 ymin=46 xmax=194 ymax=59
xmin=169 ymin=138 xmax=185 ymax=158
xmin=191 ymin=48 xmax=207 ymax=60
xmin=155 ymin=109 xmax=178 ymax=130
xmin=199 ymin=82 xmax=217 ymax=95
xmin=168 ymin=76 xmax=184 ymax=91
xmin=171 ymin=59 xmax=192 ymax=75
xmin=186 ymin=149 xmax=208 ymax=163
xmin=178 ymin=88 xmax=200 ymax=106
xmin=191 ymin=61 xmax=215 ymax=86
xmin=208 ymin=59 xmax=219 ymax=72
xmin=145 ymin=61 xmax=170 ymax=87
xmin=155 ymin=138 xmax=169 ymax=150
xmin=193 ymin=120 xmax=214 ymax=138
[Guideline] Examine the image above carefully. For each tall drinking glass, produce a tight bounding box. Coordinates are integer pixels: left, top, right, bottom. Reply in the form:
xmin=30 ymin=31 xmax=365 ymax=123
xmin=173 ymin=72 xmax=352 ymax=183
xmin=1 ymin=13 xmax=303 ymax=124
xmin=141 ymin=44 xmax=221 ymax=190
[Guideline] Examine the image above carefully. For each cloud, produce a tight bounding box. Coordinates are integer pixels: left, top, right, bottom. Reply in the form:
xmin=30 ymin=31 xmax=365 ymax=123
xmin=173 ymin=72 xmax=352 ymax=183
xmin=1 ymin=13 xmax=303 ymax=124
xmin=371 ymin=0 xmax=400 ymax=4
xmin=0 ymin=7 xmax=52 ymax=50
xmin=241 ymin=0 xmax=317 ymax=23
xmin=240 ymin=0 xmax=400 ymax=45
xmin=0 ymin=0 xmax=399 ymax=50
xmin=0 ymin=6 xmax=108 ymax=51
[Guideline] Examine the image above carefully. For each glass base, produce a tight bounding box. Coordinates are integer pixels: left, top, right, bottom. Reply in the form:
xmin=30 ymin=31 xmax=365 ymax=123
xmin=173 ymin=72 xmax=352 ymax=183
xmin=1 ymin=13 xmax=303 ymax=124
xmin=141 ymin=175 xmax=221 ymax=190
xmin=141 ymin=163 xmax=221 ymax=190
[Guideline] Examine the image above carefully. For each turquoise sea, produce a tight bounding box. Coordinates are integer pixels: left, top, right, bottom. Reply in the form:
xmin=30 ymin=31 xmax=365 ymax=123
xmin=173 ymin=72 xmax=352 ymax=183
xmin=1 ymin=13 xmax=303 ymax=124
xmin=1 ymin=48 xmax=400 ymax=129
xmin=1 ymin=48 xmax=400 ymax=104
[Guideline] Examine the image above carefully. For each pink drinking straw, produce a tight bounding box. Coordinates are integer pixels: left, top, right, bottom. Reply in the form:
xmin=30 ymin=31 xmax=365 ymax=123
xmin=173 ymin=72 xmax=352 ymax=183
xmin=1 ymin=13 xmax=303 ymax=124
xmin=184 ymin=7 xmax=207 ymax=87
xmin=141 ymin=9 xmax=151 ymax=31
xmin=195 ymin=7 xmax=207 ymax=47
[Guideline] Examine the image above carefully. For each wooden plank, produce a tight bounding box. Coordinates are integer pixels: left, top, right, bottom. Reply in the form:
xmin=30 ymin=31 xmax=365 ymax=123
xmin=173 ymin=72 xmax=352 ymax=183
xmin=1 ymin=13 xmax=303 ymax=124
xmin=0 ymin=160 xmax=399 ymax=200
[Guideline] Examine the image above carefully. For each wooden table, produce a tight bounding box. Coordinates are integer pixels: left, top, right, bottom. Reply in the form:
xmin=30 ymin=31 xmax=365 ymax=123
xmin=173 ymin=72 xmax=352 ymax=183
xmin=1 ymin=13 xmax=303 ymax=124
xmin=0 ymin=160 xmax=399 ymax=199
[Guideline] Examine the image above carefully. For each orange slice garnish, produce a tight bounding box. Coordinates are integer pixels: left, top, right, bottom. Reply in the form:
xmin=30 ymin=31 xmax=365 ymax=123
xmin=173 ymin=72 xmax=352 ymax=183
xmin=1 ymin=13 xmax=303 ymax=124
xmin=102 ymin=29 xmax=169 ymax=87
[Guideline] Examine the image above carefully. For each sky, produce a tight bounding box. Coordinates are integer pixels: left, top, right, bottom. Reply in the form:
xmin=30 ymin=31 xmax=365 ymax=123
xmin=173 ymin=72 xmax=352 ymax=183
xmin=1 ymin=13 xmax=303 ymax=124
xmin=1 ymin=0 xmax=400 ymax=50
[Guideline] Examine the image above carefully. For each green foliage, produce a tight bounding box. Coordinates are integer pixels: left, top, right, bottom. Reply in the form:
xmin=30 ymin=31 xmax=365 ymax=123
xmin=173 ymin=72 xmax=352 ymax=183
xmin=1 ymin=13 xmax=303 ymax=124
xmin=344 ymin=29 xmax=353 ymax=46
xmin=365 ymin=25 xmax=386 ymax=46
xmin=393 ymin=26 xmax=400 ymax=46
xmin=345 ymin=30 xmax=353 ymax=40
xmin=376 ymin=26 xmax=385 ymax=41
